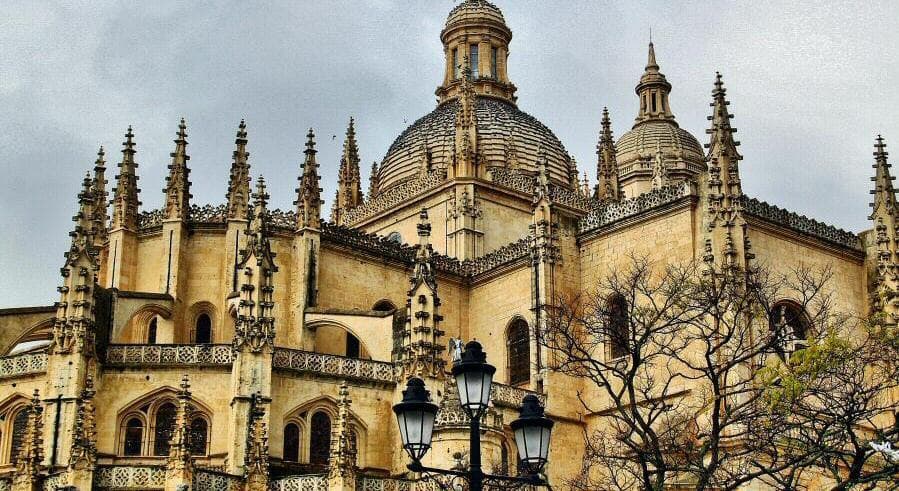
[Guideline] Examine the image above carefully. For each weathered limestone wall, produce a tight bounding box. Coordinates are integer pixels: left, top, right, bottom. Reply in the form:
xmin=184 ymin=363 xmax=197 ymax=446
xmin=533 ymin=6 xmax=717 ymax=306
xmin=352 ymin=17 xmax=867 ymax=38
xmin=0 ymin=307 xmax=55 ymax=354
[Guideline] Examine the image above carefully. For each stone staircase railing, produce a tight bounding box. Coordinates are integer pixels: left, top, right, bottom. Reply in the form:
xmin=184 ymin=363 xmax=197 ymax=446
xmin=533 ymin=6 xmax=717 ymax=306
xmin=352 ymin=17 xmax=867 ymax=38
xmin=0 ymin=351 xmax=47 ymax=379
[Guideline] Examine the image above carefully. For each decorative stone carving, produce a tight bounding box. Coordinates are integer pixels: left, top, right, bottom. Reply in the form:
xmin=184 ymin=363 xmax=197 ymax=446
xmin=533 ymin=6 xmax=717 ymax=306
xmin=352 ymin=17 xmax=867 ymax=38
xmin=272 ymin=348 xmax=396 ymax=384
xmin=340 ymin=170 xmax=445 ymax=226
xmin=0 ymin=352 xmax=47 ymax=379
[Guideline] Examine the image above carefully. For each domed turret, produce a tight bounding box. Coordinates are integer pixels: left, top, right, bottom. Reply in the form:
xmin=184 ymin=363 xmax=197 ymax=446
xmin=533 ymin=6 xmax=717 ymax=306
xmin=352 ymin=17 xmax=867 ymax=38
xmin=376 ymin=0 xmax=574 ymax=192
xmin=616 ymin=43 xmax=705 ymax=198
xmin=437 ymin=0 xmax=516 ymax=103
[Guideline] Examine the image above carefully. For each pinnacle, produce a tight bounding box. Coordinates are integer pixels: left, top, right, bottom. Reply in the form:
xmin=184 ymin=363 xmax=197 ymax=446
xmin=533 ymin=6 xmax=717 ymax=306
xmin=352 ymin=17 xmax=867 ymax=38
xmin=875 ymin=134 xmax=889 ymax=160
xmin=646 ymin=41 xmax=658 ymax=70
xmin=95 ymin=146 xmax=105 ymax=166
xmin=236 ymin=119 xmax=248 ymax=141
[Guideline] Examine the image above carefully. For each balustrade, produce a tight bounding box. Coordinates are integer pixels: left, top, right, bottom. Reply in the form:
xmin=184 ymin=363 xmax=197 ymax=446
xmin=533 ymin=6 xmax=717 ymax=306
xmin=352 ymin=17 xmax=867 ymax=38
xmin=0 ymin=351 xmax=47 ymax=379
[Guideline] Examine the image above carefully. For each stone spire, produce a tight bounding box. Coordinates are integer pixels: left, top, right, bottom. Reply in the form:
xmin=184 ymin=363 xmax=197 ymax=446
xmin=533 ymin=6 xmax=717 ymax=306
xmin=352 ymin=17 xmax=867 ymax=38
xmin=595 ymin=107 xmax=620 ymax=201
xmin=69 ymin=375 xmax=97 ymax=473
xmin=244 ymin=393 xmax=270 ymax=491
xmin=703 ymin=73 xmax=751 ymax=273
xmin=332 ymin=118 xmax=363 ymax=223
xmin=13 ymin=389 xmax=43 ymax=490
xmin=568 ymin=157 xmax=581 ymax=190
xmin=400 ymin=209 xmax=445 ymax=378
xmin=166 ymin=374 xmax=195 ymax=480
xmin=328 ymin=382 xmax=357 ymax=482
xmin=112 ymin=126 xmax=140 ymax=230
xmin=164 ymin=118 xmax=192 ymax=221
xmin=368 ymin=161 xmax=380 ymax=201
xmin=869 ymin=135 xmax=899 ymax=322
xmin=295 ymin=129 xmax=323 ymax=230
xmin=92 ymin=146 xmax=109 ymax=245
xmin=53 ymin=172 xmax=100 ymax=355
xmin=452 ymin=58 xmax=479 ymax=179
xmin=227 ymin=119 xmax=252 ymax=220
xmin=634 ymin=42 xmax=676 ymax=125
xmin=236 ymin=177 xmax=278 ymax=352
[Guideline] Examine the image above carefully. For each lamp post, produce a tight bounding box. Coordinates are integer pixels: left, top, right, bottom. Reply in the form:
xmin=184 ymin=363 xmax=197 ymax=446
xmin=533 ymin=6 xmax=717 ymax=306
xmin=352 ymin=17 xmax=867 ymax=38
xmin=393 ymin=341 xmax=554 ymax=490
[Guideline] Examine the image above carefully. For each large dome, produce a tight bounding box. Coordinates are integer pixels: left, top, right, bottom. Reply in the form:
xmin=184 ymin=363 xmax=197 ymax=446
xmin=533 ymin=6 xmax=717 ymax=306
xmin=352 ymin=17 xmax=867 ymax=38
xmin=378 ymin=98 xmax=573 ymax=191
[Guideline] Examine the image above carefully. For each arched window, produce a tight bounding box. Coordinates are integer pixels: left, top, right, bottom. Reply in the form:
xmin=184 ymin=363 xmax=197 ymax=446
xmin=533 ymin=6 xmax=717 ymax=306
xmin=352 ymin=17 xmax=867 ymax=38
xmin=346 ymin=333 xmax=360 ymax=359
xmin=507 ymin=319 xmax=530 ymax=386
xmin=9 ymin=409 xmax=28 ymax=463
xmin=147 ymin=317 xmax=157 ymax=345
xmin=770 ymin=301 xmax=811 ymax=360
xmin=123 ymin=417 xmax=144 ymax=456
xmin=188 ymin=417 xmax=208 ymax=455
xmin=500 ymin=441 xmax=510 ymax=475
xmin=469 ymin=44 xmax=480 ymax=78
xmin=309 ymin=412 xmax=331 ymax=466
xmin=349 ymin=429 xmax=359 ymax=466
xmin=283 ymin=423 xmax=300 ymax=462
xmin=607 ymin=295 xmax=629 ymax=360
xmin=195 ymin=313 xmax=212 ymax=344
xmin=153 ymin=402 xmax=177 ymax=456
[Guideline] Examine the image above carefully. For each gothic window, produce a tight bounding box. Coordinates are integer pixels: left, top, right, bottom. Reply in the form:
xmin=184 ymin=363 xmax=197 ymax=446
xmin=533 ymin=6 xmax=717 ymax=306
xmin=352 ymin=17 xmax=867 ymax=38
xmin=195 ymin=313 xmax=212 ymax=344
xmin=349 ymin=429 xmax=359 ymax=466
xmin=346 ymin=333 xmax=360 ymax=359
xmin=153 ymin=402 xmax=177 ymax=456
xmin=770 ymin=301 xmax=811 ymax=360
xmin=453 ymin=48 xmax=460 ymax=80
xmin=188 ymin=417 xmax=208 ymax=455
xmin=283 ymin=423 xmax=300 ymax=462
xmin=123 ymin=417 xmax=144 ymax=456
xmin=607 ymin=295 xmax=629 ymax=360
xmin=469 ymin=44 xmax=479 ymax=78
xmin=651 ymin=92 xmax=658 ymax=112
xmin=507 ymin=319 xmax=530 ymax=386
xmin=500 ymin=440 xmax=510 ymax=475
xmin=309 ymin=411 xmax=331 ymax=466
xmin=491 ymin=47 xmax=498 ymax=78
xmin=9 ymin=409 xmax=28 ymax=463
xmin=147 ymin=317 xmax=157 ymax=344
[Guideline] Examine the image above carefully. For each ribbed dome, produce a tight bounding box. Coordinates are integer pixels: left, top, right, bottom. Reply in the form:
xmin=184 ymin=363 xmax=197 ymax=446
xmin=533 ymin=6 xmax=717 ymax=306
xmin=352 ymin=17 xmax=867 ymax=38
xmin=616 ymin=121 xmax=704 ymax=165
xmin=378 ymin=98 xmax=572 ymax=191
xmin=445 ymin=1 xmax=507 ymax=30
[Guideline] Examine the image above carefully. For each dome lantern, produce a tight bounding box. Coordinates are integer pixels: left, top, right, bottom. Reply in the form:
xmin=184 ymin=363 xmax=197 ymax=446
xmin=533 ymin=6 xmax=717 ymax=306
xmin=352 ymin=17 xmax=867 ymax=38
xmin=437 ymin=0 xmax=517 ymax=104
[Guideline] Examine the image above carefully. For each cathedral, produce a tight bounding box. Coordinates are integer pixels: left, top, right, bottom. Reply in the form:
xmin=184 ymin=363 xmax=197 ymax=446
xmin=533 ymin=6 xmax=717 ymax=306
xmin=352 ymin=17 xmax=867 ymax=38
xmin=0 ymin=1 xmax=893 ymax=490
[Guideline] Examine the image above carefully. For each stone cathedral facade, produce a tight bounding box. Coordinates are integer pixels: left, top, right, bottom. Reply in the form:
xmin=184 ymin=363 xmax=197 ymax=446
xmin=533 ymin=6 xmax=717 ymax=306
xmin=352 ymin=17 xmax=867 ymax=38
xmin=0 ymin=1 xmax=893 ymax=490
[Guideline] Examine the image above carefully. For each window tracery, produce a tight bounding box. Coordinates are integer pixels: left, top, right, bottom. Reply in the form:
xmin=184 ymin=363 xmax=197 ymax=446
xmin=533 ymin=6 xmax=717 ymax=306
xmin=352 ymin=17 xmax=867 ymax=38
xmin=506 ymin=318 xmax=530 ymax=386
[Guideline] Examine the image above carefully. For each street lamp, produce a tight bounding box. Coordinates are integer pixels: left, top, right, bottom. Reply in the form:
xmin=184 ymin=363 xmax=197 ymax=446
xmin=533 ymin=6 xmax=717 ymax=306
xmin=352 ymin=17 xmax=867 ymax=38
xmin=393 ymin=341 xmax=553 ymax=490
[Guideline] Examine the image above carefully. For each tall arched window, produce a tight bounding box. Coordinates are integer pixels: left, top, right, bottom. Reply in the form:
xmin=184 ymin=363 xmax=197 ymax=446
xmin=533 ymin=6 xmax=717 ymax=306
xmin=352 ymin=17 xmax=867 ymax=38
xmin=9 ymin=409 xmax=28 ymax=463
xmin=123 ymin=417 xmax=144 ymax=456
xmin=147 ymin=317 xmax=158 ymax=345
xmin=345 ymin=333 xmax=360 ymax=359
xmin=188 ymin=417 xmax=208 ymax=455
xmin=607 ymin=295 xmax=629 ymax=360
xmin=153 ymin=402 xmax=177 ymax=456
xmin=195 ymin=313 xmax=212 ymax=344
xmin=349 ymin=429 xmax=359 ymax=466
xmin=500 ymin=441 xmax=510 ymax=475
xmin=309 ymin=412 xmax=331 ymax=466
xmin=283 ymin=423 xmax=300 ymax=462
xmin=507 ymin=319 xmax=530 ymax=386
xmin=770 ymin=301 xmax=811 ymax=360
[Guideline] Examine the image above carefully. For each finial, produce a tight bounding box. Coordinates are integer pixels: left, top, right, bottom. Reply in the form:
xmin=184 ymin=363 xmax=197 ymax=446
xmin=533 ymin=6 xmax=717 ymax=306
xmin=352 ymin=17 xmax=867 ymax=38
xmin=875 ymin=134 xmax=888 ymax=160
xmin=96 ymin=146 xmax=105 ymax=165
xmin=180 ymin=373 xmax=191 ymax=392
xmin=305 ymin=128 xmax=316 ymax=153
xmin=177 ymin=118 xmax=187 ymax=140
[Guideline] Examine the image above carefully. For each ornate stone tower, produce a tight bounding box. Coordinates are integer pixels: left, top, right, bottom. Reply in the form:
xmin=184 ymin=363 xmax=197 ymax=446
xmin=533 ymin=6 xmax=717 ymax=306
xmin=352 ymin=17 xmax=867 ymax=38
xmin=228 ymin=177 xmax=277 ymax=476
xmin=701 ymin=73 xmax=752 ymax=273
xmin=293 ymin=130 xmax=323 ymax=349
xmin=595 ymin=107 xmax=620 ymax=201
xmin=107 ymin=126 xmax=140 ymax=289
xmin=332 ymin=118 xmax=363 ymax=223
xmin=869 ymin=135 xmax=899 ymax=324
xmin=616 ymin=43 xmax=705 ymax=198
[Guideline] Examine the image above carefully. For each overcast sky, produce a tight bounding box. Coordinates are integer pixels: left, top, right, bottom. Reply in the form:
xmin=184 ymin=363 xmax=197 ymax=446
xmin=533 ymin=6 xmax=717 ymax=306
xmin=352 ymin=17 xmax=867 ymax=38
xmin=1 ymin=0 xmax=897 ymax=308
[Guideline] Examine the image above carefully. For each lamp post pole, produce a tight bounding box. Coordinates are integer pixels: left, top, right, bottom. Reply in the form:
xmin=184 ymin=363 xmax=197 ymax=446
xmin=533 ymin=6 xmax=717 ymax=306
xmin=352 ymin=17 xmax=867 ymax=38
xmin=394 ymin=341 xmax=554 ymax=491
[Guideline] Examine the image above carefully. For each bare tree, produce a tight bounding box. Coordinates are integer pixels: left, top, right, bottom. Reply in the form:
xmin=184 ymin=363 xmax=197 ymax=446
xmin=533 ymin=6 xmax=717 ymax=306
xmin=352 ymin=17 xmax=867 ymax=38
xmin=541 ymin=255 xmax=860 ymax=490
